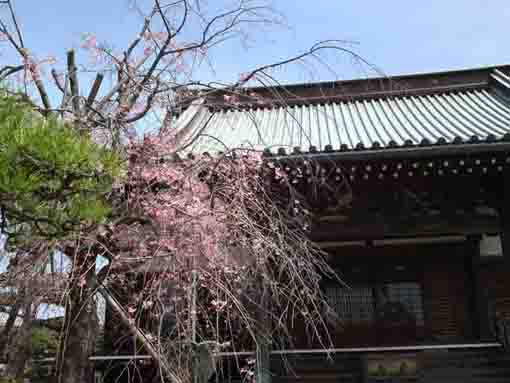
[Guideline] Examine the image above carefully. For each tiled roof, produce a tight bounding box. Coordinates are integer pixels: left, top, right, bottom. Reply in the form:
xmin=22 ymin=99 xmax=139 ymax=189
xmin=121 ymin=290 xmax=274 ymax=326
xmin=176 ymin=68 xmax=510 ymax=157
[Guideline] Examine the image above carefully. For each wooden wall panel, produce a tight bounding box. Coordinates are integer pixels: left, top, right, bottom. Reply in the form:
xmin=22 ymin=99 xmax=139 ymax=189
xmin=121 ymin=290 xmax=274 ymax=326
xmin=271 ymin=354 xmax=363 ymax=383
xmin=422 ymin=255 xmax=471 ymax=341
xmin=293 ymin=242 xmax=480 ymax=347
xmin=479 ymin=260 xmax=510 ymax=321
xmin=268 ymin=349 xmax=510 ymax=383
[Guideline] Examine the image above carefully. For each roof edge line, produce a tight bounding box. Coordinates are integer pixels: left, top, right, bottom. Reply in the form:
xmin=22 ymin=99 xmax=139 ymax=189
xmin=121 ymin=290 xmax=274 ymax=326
xmin=271 ymin=142 xmax=510 ymax=162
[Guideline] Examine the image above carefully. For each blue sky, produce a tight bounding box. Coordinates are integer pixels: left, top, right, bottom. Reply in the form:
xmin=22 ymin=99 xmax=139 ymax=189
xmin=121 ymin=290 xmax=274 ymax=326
xmin=2 ymin=0 xmax=510 ymax=86
xmin=1 ymin=0 xmax=509 ymax=320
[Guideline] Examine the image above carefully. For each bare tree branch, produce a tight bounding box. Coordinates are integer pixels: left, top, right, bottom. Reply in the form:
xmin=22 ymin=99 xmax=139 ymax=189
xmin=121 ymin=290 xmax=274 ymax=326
xmin=67 ymin=49 xmax=81 ymax=117
xmin=5 ymin=0 xmax=24 ymax=48
xmin=51 ymin=68 xmax=65 ymax=93
xmin=86 ymin=73 xmax=104 ymax=108
xmin=0 ymin=64 xmax=23 ymax=81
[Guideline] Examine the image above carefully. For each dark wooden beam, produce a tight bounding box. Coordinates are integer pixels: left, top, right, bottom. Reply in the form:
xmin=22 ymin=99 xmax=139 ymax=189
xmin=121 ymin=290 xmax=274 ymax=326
xmin=498 ymin=175 xmax=510 ymax=261
xmin=311 ymin=213 xmax=500 ymax=242
xmin=274 ymin=142 xmax=510 ymax=162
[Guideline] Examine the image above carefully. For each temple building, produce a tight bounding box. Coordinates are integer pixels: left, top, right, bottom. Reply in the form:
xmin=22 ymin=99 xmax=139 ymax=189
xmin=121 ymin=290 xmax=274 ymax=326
xmin=109 ymin=65 xmax=510 ymax=383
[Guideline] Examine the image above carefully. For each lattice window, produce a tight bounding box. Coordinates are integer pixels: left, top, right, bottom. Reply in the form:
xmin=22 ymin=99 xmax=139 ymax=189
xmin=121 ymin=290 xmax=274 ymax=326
xmin=326 ymin=286 xmax=375 ymax=323
xmin=326 ymin=283 xmax=425 ymax=326
xmin=386 ymin=282 xmax=424 ymax=326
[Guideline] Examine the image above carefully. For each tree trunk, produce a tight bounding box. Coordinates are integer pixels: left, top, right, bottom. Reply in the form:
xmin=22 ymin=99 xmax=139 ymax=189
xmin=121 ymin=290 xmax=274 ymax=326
xmin=5 ymin=299 xmax=34 ymax=381
xmin=0 ymin=299 xmax=22 ymax=359
xmin=56 ymin=256 xmax=98 ymax=383
xmin=97 ymin=284 xmax=181 ymax=383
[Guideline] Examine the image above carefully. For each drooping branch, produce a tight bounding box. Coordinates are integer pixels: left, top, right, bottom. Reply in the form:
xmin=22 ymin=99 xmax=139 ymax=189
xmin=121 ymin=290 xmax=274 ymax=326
xmin=0 ymin=2 xmax=372 ymax=383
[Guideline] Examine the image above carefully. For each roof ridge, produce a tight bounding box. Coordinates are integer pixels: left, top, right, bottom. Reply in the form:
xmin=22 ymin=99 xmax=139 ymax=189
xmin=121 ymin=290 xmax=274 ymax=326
xmin=207 ymin=81 xmax=488 ymax=111
xmin=238 ymin=64 xmax=510 ymax=92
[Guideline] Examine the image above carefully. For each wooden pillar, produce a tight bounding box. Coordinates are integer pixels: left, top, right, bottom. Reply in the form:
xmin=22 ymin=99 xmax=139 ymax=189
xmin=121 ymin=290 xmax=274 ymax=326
xmin=465 ymin=237 xmax=494 ymax=340
xmin=256 ymin=341 xmax=271 ymax=383
xmin=500 ymin=216 xmax=510 ymax=261
xmin=499 ymin=175 xmax=510 ymax=262
xmin=466 ymin=238 xmax=480 ymax=340
xmin=256 ymin=281 xmax=271 ymax=383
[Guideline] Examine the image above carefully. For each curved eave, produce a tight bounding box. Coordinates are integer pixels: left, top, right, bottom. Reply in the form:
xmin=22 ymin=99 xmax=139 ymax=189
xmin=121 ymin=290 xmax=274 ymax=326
xmin=175 ymin=69 xmax=510 ymax=160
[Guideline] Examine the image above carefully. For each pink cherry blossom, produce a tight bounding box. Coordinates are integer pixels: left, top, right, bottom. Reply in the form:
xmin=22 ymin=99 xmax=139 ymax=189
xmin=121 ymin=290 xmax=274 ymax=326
xmin=42 ymin=56 xmax=57 ymax=65
xmin=174 ymin=61 xmax=187 ymax=72
xmin=23 ymin=56 xmax=41 ymax=80
xmin=143 ymin=31 xmax=168 ymax=42
xmin=211 ymin=299 xmax=227 ymax=311
xmin=143 ymin=46 xmax=154 ymax=57
xmin=223 ymin=94 xmax=239 ymax=104
xmin=81 ymin=33 xmax=97 ymax=50
xmin=239 ymin=72 xmax=250 ymax=82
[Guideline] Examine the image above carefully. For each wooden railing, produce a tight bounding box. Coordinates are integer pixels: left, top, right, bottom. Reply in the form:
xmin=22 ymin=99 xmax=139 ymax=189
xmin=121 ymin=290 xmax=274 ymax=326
xmin=29 ymin=344 xmax=509 ymax=383
xmin=267 ymin=344 xmax=510 ymax=383
xmin=495 ymin=317 xmax=510 ymax=350
xmin=418 ymin=349 xmax=510 ymax=383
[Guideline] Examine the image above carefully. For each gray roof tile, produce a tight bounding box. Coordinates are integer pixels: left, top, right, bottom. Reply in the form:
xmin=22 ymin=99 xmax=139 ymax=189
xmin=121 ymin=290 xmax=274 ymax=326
xmin=177 ymin=71 xmax=510 ymax=155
